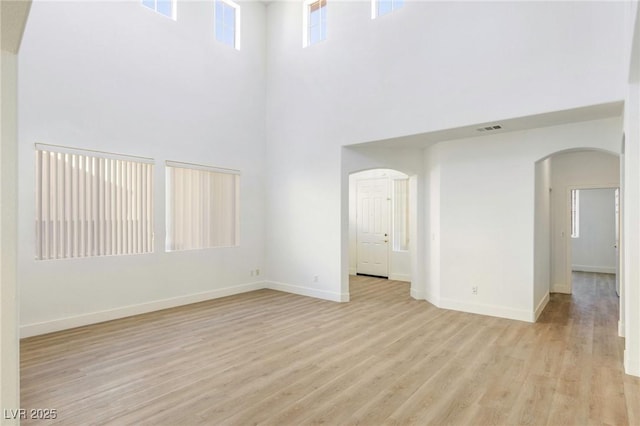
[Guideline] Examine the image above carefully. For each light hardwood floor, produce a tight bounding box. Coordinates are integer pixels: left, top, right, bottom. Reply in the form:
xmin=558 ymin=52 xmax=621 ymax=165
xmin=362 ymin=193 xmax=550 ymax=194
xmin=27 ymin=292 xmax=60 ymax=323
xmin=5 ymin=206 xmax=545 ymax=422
xmin=21 ymin=273 xmax=640 ymax=425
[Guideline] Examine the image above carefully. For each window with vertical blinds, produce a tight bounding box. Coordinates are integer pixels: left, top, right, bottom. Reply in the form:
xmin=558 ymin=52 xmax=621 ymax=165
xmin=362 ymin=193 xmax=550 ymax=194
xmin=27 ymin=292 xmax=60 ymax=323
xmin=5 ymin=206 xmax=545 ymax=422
xmin=165 ymin=161 xmax=239 ymax=252
xmin=35 ymin=144 xmax=154 ymax=260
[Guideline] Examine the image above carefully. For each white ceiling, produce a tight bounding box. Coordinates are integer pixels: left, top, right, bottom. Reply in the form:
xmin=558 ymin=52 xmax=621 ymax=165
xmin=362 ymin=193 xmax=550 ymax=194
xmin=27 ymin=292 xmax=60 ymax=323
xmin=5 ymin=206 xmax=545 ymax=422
xmin=347 ymin=101 xmax=624 ymax=149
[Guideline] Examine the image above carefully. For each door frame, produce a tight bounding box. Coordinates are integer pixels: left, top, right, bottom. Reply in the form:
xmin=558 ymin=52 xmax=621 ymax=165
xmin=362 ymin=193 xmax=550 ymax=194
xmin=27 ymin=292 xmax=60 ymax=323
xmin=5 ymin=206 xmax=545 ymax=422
xmin=564 ymin=184 xmax=620 ymax=294
xmin=348 ymin=168 xmax=414 ymax=286
xmin=355 ymin=176 xmax=391 ymax=278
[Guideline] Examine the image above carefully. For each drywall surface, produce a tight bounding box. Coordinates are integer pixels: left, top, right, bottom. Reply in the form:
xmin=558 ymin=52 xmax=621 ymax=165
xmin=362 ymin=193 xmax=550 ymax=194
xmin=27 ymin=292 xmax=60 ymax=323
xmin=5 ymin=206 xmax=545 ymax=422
xmin=430 ymin=118 xmax=621 ymax=322
xmin=18 ymin=0 xmax=267 ymax=335
xmin=265 ymin=1 xmax=626 ymax=306
xmin=534 ymin=157 xmax=551 ymax=319
xmin=1 ymin=49 xmax=20 ymax=423
xmin=572 ymin=188 xmax=617 ymax=273
xmin=622 ymin=0 xmax=640 ymax=378
xmin=549 ymin=151 xmax=620 ymax=293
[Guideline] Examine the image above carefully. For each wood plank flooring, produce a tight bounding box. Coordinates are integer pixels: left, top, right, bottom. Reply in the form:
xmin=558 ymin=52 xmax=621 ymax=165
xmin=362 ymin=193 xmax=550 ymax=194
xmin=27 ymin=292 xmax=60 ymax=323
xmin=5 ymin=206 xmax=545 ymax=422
xmin=20 ymin=273 xmax=640 ymax=425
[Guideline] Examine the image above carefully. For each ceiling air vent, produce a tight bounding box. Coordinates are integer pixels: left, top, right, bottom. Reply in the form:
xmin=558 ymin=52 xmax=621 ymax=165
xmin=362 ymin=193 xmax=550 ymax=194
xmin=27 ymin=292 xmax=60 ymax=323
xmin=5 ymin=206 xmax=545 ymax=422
xmin=476 ymin=124 xmax=503 ymax=132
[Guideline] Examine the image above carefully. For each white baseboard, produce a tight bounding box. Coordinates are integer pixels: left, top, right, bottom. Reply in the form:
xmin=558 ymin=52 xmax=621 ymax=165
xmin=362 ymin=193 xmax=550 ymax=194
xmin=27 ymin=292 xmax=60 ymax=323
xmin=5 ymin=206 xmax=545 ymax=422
xmin=389 ymin=273 xmax=411 ymax=282
xmin=265 ymin=281 xmax=348 ymax=302
xmin=410 ymin=287 xmax=425 ymax=300
xmin=21 ymin=281 xmax=265 ymax=338
xmin=423 ymin=290 xmax=440 ymax=308
xmin=619 ymin=320 xmax=625 ymax=338
xmin=349 ymin=267 xmax=357 ymax=276
xmin=625 ymin=349 xmax=640 ymax=377
xmin=439 ymin=297 xmax=534 ymax=323
xmin=534 ymin=293 xmax=550 ymax=321
xmin=551 ymin=283 xmax=571 ymax=294
xmin=572 ymin=265 xmax=616 ymax=274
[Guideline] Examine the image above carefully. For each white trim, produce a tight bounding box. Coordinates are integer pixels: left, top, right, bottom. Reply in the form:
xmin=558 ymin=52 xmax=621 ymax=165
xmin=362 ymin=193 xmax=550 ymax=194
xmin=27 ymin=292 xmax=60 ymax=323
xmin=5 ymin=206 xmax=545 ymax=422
xmin=564 ymin=184 xmax=619 ymax=294
xmin=20 ymin=281 xmax=264 ymax=338
xmin=619 ymin=320 xmax=625 ymax=337
xmin=551 ymin=283 xmax=571 ymax=294
xmin=302 ymin=0 xmax=310 ymax=47
xmin=424 ymin=290 xmax=440 ymax=307
xmin=349 ymin=267 xmax=357 ymax=275
xmin=265 ymin=280 xmax=348 ymax=302
xmin=410 ymin=287 xmax=424 ymax=300
xmin=534 ymin=293 xmax=550 ymax=321
xmin=35 ymin=143 xmax=154 ymax=164
xmin=165 ymin=160 xmax=240 ymax=175
xmin=571 ymin=265 xmax=616 ymax=274
xmin=389 ymin=273 xmax=410 ymax=282
xmin=625 ymin=349 xmax=640 ymax=377
xmin=439 ymin=298 xmax=534 ymax=323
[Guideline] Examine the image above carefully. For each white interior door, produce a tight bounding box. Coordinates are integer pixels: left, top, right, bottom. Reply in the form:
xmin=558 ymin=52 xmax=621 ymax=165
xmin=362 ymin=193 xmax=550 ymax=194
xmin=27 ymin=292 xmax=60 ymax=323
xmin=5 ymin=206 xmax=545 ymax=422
xmin=356 ymin=178 xmax=390 ymax=277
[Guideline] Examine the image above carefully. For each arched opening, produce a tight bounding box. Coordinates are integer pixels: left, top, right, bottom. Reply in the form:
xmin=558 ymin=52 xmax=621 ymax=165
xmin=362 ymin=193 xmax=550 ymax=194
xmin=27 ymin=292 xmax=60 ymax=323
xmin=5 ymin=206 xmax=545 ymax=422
xmin=349 ymin=169 xmax=411 ymax=282
xmin=340 ymin=146 xmax=425 ymax=302
xmin=534 ymin=148 xmax=621 ymax=326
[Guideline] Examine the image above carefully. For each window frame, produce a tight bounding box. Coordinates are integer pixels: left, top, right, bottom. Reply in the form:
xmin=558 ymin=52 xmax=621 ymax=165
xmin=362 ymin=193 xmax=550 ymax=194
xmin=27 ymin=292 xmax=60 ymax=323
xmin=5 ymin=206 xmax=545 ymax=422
xmin=165 ymin=160 xmax=240 ymax=252
xmin=141 ymin=0 xmax=177 ymax=20
xmin=215 ymin=0 xmax=241 ymax=50
xmin=303 ymin=0 xmax=327 ymax=47
xmin=34 ymin=143 xmax=155 ymax=260
xmin=371 ymin=0 xmax=404 ymax=19
xmin=571 ymin=189 xmax=580 ymax=239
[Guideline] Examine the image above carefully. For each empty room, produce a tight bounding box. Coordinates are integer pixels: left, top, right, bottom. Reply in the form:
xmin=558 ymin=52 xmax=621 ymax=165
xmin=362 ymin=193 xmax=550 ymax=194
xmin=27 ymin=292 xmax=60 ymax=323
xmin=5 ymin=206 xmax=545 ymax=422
xmin=2 ymin=0 xmax=640 ymax=424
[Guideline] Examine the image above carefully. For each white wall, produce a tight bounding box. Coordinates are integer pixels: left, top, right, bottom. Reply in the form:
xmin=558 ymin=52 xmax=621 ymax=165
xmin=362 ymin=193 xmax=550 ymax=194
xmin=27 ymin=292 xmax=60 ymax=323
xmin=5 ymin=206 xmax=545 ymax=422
xmin=18 ymin=0 xmax=267 ymax=336
xmin=534 ymin=157 xmax=551 ymax=319
xmin=623 ymin=0 xmax=640 ymax=377
xmin=266 ymin=1 xmax=626 ymax=310
xmin=428 ymin=118 xmax=621 ymax=322
xmin=572 ymin=188 xmax=617 ymax=273
xmin=549 ymin=151 xmax=619 ymax=293
xmin=1 ymin=49 xmax=20 ymax=423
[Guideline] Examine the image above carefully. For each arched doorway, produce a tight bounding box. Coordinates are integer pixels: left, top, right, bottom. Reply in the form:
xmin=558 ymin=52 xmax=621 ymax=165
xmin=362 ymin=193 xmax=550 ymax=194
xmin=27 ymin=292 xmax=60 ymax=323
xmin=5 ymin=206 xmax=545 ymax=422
xmin=349 ymin=169 xmax=411 ymax=282
xmin=534 ymin=148 xmax=620 ymax=323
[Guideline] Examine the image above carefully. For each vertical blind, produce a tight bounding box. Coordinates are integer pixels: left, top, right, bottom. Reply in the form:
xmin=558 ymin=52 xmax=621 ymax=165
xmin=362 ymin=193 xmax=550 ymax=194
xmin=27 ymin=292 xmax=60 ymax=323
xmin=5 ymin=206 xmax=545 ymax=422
xmin=35 ymin=144 xmax=154 ymax=260
xmin=166 ymin=161 xmax=239 ymax=252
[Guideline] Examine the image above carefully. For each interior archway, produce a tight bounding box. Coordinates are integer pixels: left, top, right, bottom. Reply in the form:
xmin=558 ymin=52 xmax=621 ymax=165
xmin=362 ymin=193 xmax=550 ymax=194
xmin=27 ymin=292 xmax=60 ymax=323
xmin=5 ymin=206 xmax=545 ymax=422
xmin=348 ymin=169 xmax=411 ymax=287
xmin=534 ymin=148 xmax=620 ymax=322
